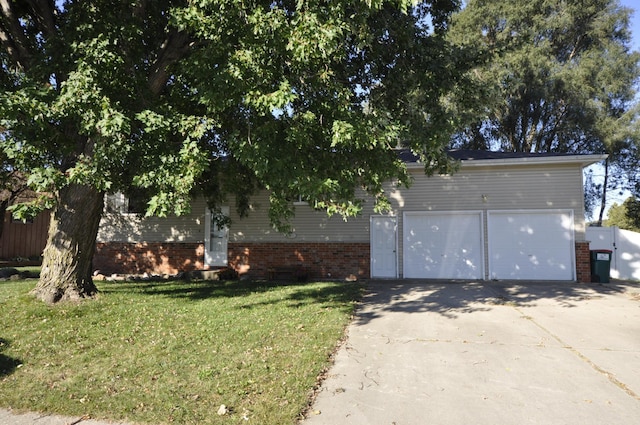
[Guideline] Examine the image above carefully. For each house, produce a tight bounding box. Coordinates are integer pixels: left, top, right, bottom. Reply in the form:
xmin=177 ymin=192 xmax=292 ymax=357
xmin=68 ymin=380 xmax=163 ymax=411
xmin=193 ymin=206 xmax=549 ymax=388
xmin=93 ymin=150 xmax=606 ymax=282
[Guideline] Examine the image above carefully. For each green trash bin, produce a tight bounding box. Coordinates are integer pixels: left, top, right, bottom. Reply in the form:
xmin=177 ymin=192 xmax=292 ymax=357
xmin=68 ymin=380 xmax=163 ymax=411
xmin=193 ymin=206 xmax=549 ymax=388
xmin=590 ymin=249 xmax=612 ymax=283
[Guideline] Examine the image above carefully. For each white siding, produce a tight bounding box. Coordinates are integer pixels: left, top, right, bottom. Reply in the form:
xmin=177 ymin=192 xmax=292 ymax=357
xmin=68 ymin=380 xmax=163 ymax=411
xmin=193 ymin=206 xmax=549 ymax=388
xmin=226 ymin=191 xmax=374 ymax=243
xmin=97 ymin=197 xmax=207 ymax=243
xmin=388 ymin=164 xmax=584 ymax=278
xmin=98 ymin=163 xmax=587 ymax=254
xmin=395 ymin=164 xmax=584 ymax=218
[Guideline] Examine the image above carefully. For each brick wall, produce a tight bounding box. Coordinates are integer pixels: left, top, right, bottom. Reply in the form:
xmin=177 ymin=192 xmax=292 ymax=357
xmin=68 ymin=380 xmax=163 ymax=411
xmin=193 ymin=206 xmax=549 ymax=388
xmin=95 ymin=240 xmax=588 ymax=283
xmin=228 ymin=242 xmax=370 ymax=279
xmin=93 ymin=242 xmax=205 ymax=275
xmin=93 ymin=241 xmax=371 ymax=279
xmin=575 ymin=241 xmax=591 ymax=283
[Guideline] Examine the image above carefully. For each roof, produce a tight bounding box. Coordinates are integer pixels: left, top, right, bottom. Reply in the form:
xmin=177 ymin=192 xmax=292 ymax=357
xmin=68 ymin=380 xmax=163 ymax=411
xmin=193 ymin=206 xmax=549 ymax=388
xmin=399 ymin=149 xmax=607 ymax=168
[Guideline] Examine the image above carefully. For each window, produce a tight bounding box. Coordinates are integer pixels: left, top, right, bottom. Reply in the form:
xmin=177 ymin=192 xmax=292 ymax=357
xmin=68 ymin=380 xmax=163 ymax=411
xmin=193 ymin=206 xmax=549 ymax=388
xmin=105 ymin=190 xmax=150 ymax=214
xmin=293 ymin=194 xmax=308 ymax=206
xmin=126 ymin=189 xmax=150 ymax=214
xmin=105 ymin=192 xmax=127 ymax=213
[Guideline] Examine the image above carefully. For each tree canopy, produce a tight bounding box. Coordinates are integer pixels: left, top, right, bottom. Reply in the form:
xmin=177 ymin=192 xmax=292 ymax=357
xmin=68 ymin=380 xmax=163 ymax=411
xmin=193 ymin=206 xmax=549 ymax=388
xmin=448 ymin=0 xmax=639 ymax=153
xmin=1 ymin=0 xmax=473 ymax=222
xmin=604 ymin=196 xmax=640 ymax=232
xmin=447 ymin=0 xmax=640 ymax=220
xmin=1 ymin=0 xmax=473 ymax=302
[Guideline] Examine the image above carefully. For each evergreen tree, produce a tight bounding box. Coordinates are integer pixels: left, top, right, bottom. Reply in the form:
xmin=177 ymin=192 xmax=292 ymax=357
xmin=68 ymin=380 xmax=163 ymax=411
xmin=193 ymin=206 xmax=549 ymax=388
xmin=448 ymin=0 xmax=640 ymax=221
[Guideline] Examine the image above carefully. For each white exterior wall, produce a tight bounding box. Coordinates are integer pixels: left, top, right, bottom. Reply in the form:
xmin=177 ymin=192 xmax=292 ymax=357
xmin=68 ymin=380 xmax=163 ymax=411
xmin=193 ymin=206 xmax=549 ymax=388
xmin=395 ymin=164 xmax=585 ymax=278
xmin=97 ymin=195 xmax=374 ymax=243
xmin=98 ymin=162 xmax=587 ymax=250
xmin=223 ymin=193 xmax=375 ymax=243
xmin=97 ymin=203 xmax=206 ymax=243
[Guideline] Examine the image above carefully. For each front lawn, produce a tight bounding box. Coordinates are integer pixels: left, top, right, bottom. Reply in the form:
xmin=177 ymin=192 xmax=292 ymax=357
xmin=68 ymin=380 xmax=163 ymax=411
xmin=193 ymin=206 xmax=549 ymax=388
xmin=0 ymin=277 xmax=362 ymax=424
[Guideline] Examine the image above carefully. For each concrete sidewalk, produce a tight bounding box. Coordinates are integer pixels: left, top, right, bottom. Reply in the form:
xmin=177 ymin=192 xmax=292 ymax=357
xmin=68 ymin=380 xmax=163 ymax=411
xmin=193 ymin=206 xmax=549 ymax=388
xmin=303 ymin=280 xmax=640 ymax=425
xmin=0 ymin=410 xmax=132 ymax=425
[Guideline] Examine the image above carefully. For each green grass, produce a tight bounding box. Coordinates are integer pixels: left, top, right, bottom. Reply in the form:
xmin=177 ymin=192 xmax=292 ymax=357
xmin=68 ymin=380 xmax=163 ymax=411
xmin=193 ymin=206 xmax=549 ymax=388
xmin=0 ymin=278 xmax=362 ymax=424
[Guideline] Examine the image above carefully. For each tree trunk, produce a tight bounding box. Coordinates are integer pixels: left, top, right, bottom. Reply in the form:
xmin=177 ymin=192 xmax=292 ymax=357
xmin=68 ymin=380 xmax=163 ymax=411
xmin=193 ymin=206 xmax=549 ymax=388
xmin=596 ymin=157 xmax=609 ymax=227
xmin=31 ymin=183 xmax=104 ymax=303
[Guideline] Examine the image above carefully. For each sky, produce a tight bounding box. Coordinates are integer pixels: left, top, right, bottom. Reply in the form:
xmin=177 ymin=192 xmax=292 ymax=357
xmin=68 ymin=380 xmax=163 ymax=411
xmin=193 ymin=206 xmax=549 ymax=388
xmin=621 ymin=0 xmax=640 ymax=51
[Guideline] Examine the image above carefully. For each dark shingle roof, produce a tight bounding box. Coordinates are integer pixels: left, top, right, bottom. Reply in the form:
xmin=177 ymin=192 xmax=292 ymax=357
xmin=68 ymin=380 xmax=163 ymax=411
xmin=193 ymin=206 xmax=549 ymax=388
xmin=398 ymin=149 xmax=594 ymax=163
xmin=447 ymin=149 xmax=579 ymax=161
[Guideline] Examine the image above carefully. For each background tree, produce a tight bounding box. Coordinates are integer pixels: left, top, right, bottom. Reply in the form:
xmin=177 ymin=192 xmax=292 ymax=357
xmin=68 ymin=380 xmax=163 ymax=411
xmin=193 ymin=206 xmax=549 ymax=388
xmin=447 ymin=0 xmax=640 ymax=221
xmin=1 ymin=0 xmax=473 ymax=303
xmin=604 ymin=196 xmax=640 ymax=231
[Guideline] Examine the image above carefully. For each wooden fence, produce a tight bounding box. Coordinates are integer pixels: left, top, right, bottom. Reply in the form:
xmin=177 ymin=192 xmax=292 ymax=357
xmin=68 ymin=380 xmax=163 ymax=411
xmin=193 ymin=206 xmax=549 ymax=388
xmin=0 ymin=210 xmax=50 ymax=260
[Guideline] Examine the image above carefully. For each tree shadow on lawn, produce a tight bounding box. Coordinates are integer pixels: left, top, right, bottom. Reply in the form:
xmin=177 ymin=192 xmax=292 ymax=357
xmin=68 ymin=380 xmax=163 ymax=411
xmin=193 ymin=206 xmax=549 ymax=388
xmin=0 ymin=338 xmax=22 ymax=377
xmin=353 ymin=279 xmax=639 ymax=325
xmin=99 ymin=279 xmax=363 ymax=308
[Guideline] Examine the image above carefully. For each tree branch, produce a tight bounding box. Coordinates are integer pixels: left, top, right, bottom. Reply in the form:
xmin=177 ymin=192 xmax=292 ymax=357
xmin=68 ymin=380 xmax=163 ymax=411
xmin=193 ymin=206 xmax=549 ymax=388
xmin=26 ymin=0 xmax=57 ymax=41
xmin=0 ymin=24 xmax=20 ymax=64
xmin=0 ymin=0 xmax=32 ymax=69
xmin=597 ymin=157 xmax=609 ymax=226
xmin=148 ymin=29 xmax=192 ymax=96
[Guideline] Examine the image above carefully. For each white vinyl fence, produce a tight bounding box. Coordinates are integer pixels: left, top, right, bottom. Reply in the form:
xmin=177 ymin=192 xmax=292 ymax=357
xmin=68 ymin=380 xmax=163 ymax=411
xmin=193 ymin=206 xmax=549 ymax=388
xmin=586 ymin=226 xmax=640 ymax=281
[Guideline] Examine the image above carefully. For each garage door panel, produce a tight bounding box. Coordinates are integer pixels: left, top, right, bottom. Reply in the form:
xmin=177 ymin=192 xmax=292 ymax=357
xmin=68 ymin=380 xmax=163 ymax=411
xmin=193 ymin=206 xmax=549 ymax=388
xmin=404 ymin=212 xmax=484 ymax=279
xmin=488 ymin=211 xmax=574 ymax=280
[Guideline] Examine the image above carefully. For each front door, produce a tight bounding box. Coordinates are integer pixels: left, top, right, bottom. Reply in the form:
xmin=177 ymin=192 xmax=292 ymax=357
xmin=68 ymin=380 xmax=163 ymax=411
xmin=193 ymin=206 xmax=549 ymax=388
xmin=371 ymin=216 xmax=397 ymax=278
xmin=205 ymin=206 xmax=229 ymax=267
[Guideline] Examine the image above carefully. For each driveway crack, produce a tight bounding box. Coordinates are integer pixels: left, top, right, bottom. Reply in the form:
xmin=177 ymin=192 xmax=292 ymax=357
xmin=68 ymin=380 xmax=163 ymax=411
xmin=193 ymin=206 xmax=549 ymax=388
xmin=512 ymin=304 xmax=640 ymax=402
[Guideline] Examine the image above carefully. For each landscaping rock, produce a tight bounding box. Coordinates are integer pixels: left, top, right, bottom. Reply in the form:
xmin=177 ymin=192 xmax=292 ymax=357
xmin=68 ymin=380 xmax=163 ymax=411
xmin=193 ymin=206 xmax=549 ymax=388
xmin=184 ymin=268 xmax=238 ymax=281
xmin=185 ymin=270 xmax=220 ymax=281
xmin=88 ymin=269 xmax=237 ymax=283
xmin=0 ymin=268 xmax=19 ymax=279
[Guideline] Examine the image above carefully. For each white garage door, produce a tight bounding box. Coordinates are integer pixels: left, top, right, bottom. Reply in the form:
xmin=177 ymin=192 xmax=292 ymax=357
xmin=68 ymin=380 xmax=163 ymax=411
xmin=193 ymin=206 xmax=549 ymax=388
xmin=488 ymin=210 xmax=574 ymax=280
xmin=403 ymin=212 xmax=484 ymax=279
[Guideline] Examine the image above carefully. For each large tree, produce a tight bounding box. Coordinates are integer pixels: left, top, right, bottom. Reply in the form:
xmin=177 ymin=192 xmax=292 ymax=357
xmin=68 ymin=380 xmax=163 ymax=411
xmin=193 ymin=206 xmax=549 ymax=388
xmin=447 ymin=0 xmax=640 ymax=220
xmin=1 ymin=0 xmax=473 ymax=303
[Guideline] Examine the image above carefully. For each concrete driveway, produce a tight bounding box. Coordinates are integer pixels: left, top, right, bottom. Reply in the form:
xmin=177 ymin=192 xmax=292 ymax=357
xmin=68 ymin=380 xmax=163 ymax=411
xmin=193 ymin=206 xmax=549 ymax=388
xmin=303 ymin=280 xmax=640 ymax=425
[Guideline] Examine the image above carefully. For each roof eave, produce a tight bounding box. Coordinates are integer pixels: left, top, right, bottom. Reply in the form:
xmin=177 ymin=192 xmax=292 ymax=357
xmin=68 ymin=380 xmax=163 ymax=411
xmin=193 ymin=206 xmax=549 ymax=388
xmin=405 ymin=154 xmax=608 ymax=169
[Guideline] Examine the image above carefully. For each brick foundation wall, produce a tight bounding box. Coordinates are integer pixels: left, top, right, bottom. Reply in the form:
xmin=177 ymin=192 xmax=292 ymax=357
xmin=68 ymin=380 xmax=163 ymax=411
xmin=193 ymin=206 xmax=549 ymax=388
xmin=95 ymin=240 xmax=587 ymax=282
xmin=228 ymin=242 xmax=370 ymax=280
xmin=575 ymin=241 xmax=591 ymax=283
xmin=94 ymin=242 xmax=205 ymax=275
xmin=93 ymin=241 xmax=371 ymax=279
